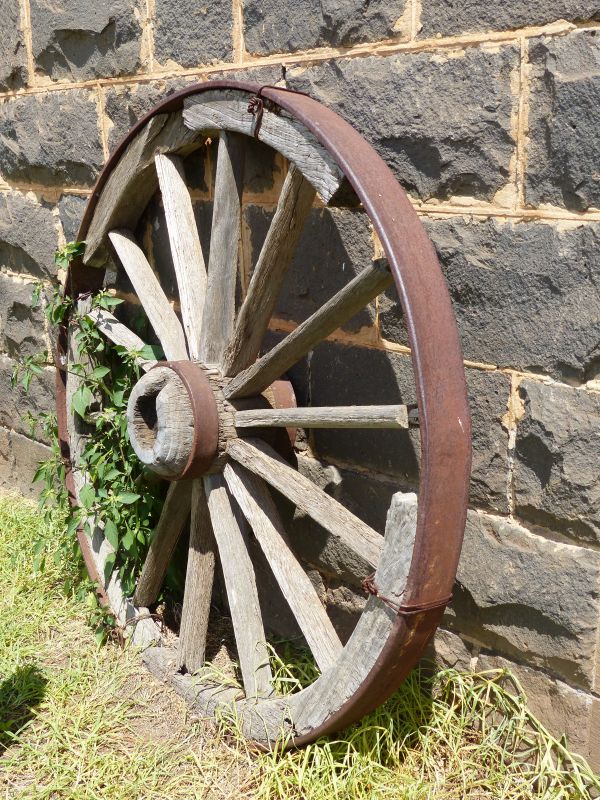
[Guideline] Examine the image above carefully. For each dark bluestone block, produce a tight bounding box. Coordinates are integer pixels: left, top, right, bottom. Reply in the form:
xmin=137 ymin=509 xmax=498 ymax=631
xmin=514 ymin=380 xmax=600 ymax=545
xmin=526 ymin=30 xmax=600 ymax=211
xmin=288 ymin=46 xmax=517 ymax=201
xmin=154 ymin=0 xmax=233 ymax=68
xmin=305 ymin=341 xmax=509 ymax=512
xmin=0 ymin=192 xmax=59 ymax=279
xmin=381 ymin=217 xmax=600 ymax=383
xmin=243 ymin=0 xmax=409 ymax=55
xmin=445 ymin=509 xmax=600 ymax=691
xmin=58 ymin=195 xmax=88 ymax=243
xmin=243 ymin=205 xmax=376 ymax=333
xmin=29 ymin=0 xmax=143 ymax=81
xmin=0 ymin=355 xmax=55 ymax=444
xmin=0 ymin=90 xmax=104 ymax=187
xmin=0 ymin=0 xmax=27 ymax=90
xmin=419 ymin=0 xmax=600 ymax=38
xmin=0 ymin=274 xmax=46 ymax=359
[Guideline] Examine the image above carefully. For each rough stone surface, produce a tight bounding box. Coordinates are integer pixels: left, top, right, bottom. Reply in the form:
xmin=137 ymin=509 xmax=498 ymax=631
xmin=466 ymin=369 xmax=511 ymax=513
xmin=0 ymin=0 xmax=27 ymax=91
xmin=243 ymin=0 xmax=409 ymax=55
xmin=0 ymin=427 xmax=51 ymax=498
xmin=104 ymin=78 xmax=194 ymax=153
xmin=57 ymin=194 xmax=88 ymax=242
xmin=288 ymin=46 xmax=517 ymax=201
xmin=420 ymin=1 xmax=600 ymax=38
xmin=0 ymin=356 xmax=55 ymax=444
xmin=324 ymin=580 xmax=366 ymax=643
xmin=306 ymin=342 xmax=509 ymax=511
xmin=154 ymin=0 xmax=233 ymax=68
xmin=244 ymin=205 xmax=376 ymax=333
xmin=527 ymin=31 xmax=600 ymax=211
xmin=514 ymin=380 xmax=600 ymax=545
xmin=445 ymin=510 xmax=600 ymax=689
xmin=0 ymin=191 xmax=59 ymax=279
xmin=0 ymin=90 xmax=104 ymax=187
xmin=429 ymin=628 xmax=594 ymax=759
xmin=0 ymin=274 xmax=46 ymax=358
xmin=380 ymin=218 xmax=600 ymax=382
xmin=29 ymin=0 xmax=143 ymax=82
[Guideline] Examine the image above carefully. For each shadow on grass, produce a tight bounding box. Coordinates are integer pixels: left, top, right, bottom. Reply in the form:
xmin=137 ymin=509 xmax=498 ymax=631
xmin=0 ymin=664 xmax=47 ymax=749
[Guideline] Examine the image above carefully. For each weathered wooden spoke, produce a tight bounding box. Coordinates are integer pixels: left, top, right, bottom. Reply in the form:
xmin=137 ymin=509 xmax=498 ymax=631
xmin=155 ymin=153 xmax=207 ymax=360
xmin=234 ymin=404 xmax=412 ymax=429
xmin=199 ymin=132 xmax=246 ymax=366
xmin=60 ymin=81 xmax=471 ymax=749
xmin=133 ymin=480 xmax=192 ymax=608
xmin=108 ymin=229 xmax=188 ymax=361
xmin=222 ymin=164 xmax=315 ymax=377
xmin=204 ymin=474 xmax=272 ymax=697
xmin=225 ymin=260 xmax=392 ymax=400
xmin=227 ymin=438 xmax=383 ymax=571
xmin=178 ymin=479 xmax=216 ymax=673
xmin=224 ymin=463 xmax=342 ymax=672
xmin=86 ymin=308 xmax=156 ymax=371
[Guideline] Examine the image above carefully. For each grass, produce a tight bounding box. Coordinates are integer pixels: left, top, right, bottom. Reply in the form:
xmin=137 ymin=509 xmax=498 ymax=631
xmin=0 ymin=495 xmax=251 ymax=799
xmin=1 ymin=492 xmax=599 ymax=799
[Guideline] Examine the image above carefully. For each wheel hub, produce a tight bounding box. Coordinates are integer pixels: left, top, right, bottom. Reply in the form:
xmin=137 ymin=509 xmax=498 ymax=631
xmin=126 ymin=361 xmax=220 ymax=480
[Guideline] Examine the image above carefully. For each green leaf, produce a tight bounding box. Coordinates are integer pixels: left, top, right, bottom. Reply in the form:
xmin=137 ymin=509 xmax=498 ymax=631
xmin=72 ymin=385 xmax=93 ymax=419
xmin=104 ymin=519 xmax=119 ymax=551
xmin=104 ymin=468 xmax=121 ymax=482
xmin=98 ymin=295 xmax=124 ymax=310
xmin=89 ymin=366 xmax=110 ymax=380
xmin=103 ymin=552 xmax=116 ymax=585
xmin=79 ymin=484 xmax=95 ymax=510
xmin=115 ymin=492 xmax=140 ymax=505
xmin=122 ymin=530 xmax=134 ymax=551
xmin=140 ymin=344 xmax=164 ymax=361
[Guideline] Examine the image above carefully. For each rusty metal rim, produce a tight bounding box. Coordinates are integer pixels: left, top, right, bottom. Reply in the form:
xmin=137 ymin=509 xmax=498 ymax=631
xmin=56 ymin=80 xmax=472 ymax=745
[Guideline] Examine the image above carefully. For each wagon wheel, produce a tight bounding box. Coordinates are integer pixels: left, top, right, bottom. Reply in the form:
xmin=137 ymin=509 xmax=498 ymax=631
xmin=56 ymin=81 xmax=471 ymax=746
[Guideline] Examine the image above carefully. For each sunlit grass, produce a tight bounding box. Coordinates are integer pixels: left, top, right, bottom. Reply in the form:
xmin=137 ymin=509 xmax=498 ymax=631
xmin=0 ymin=494 xmax=251 ymax=799
xmin=1 ymin=492 xmax=599 ymax=800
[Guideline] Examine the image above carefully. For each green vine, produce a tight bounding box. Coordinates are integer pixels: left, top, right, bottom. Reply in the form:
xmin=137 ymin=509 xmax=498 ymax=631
xmin=13 ymin=242 xmax=167 ymax=643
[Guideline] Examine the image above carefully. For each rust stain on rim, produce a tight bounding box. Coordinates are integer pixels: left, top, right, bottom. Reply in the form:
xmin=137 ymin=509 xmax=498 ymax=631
xmin=57 ymin=80 xmax=472 ymax=745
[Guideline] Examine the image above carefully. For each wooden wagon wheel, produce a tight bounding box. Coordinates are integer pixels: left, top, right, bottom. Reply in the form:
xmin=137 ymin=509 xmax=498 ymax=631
xmin=56 ymin=81 xmax=471 ymax=746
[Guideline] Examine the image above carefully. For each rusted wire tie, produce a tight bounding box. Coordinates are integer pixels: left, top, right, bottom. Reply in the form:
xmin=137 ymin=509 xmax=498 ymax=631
xmin=361 ymin=573 xmax=452 ymax=616
xmin=247 ymin=84 xmax=311 ymax=138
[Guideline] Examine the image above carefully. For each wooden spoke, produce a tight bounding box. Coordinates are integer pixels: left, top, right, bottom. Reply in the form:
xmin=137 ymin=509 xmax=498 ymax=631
xmin=133 ymin=480 xmax=192 ymax=608
xmin=87 ymin=308 xmax=157 ymax=371
xmin=84 ymin=112 xmax=202 ymax=267
xmin=199 ymin=132 xmax=246 ymax=366
xmin=108 ymin=229 xmax=188 ymax=361
xmin=227 ymin=438 xmax=383 ymax=570
xmin=225 ymin=260 xmax=392 ymax=400
xmin=155 ymin=153 xmax=207 ymax=360
xmin=178 ymin=479 xmax=216 ymax=673
xmin=290 ymin=493 xmax=418 ymax=732
xmin=204 ymin=474 xmax=272 ymax=696
xmin=234 ymin=404 xmax=411 ymax=429
xmin=224 ymin=464 xmax=342 ymax=672
xmin=183 ymin=89 xmax=345 ymax=203
xmin=222 ymin=165 xmax=315 ymax=377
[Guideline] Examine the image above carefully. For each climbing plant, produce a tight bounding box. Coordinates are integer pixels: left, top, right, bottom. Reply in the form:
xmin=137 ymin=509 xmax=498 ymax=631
xmin=12 ymin=243 xmax=168 ymax=640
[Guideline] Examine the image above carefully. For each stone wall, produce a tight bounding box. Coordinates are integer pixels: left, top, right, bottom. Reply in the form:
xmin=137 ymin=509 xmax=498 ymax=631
xmin=1 ymin=0 xmax=600 ymax=765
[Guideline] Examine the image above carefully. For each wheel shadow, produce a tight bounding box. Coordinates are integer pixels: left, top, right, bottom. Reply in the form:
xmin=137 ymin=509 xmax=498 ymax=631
xmin=0 ymin=664 xmax=47 ymax=750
